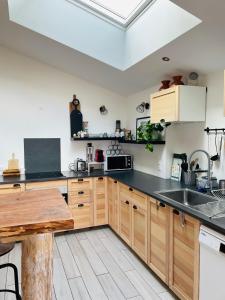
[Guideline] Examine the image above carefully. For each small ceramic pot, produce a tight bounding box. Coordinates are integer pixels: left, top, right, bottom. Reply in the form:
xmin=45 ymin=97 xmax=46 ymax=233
xmin=170 ymin=75 xmax=184 ymax=86
xmin=159 ymin=80 xmax=171 ymax=91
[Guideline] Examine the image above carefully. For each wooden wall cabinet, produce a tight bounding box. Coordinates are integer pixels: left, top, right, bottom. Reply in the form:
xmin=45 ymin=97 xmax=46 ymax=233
xmin=0 ymin=183 xmax=25 ymax=194
xmin=148 ymin=198 xmax=170 ymax=284
xmin=169 ymin=208 xmax=200 ymax=300
xmin=107 ymin=178 xmax=119 ymax=233
xmin=150 ymin=86 xmax=206 ymax=124
xmin=93 ymin=177 xmax=108 ymax=226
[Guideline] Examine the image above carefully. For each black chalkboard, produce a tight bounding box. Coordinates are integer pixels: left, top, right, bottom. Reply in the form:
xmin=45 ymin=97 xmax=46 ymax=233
xmin=24 ymin=138 xmax=61 ymax=173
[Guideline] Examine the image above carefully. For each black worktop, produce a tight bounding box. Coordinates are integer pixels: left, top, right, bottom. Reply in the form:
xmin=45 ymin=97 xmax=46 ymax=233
xmin=1 ymin=169 xmax=225 ymax=235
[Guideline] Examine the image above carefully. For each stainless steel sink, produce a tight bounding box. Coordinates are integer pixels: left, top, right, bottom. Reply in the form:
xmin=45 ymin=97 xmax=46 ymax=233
xmin=157 ymin=189 xmax=217 ymax=207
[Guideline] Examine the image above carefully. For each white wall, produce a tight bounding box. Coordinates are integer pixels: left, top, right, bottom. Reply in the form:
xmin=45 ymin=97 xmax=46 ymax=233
xmin=124 ymin=71 xmax=225 ymax=180
xmin=0 ymin=46 xmax=126 ymax=172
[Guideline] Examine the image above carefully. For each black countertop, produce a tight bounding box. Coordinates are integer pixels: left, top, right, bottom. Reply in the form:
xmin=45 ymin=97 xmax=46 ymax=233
xmin=1 ymin=169 xmax=225 ymax=235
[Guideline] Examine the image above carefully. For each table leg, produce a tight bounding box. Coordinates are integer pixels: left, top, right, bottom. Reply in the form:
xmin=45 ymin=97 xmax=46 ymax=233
xmin=21 ymin=233 xmax=53 ymax=300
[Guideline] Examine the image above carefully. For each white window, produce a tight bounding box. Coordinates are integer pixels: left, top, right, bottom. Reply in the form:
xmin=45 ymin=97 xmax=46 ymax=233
xmin=69 ymin=0 xmax=155 ymax=27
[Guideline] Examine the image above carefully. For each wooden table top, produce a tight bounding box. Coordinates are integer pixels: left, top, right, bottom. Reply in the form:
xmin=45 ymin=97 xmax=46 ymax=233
xmin=0 ymin=189 xmax=74 ymax=239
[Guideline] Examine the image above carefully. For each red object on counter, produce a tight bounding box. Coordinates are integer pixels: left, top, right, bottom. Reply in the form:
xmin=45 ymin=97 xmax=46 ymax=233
xmin=95 ymin=149 xmax=104 ymax=162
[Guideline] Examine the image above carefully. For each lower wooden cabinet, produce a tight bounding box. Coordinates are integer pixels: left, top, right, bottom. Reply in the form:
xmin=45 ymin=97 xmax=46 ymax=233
xmin=93 ymin=177 xmax=108 ymax=226
xmin=132 ymin=199 xmax=147 ymax=262
xmin=0 ymin=183 xmax=25 ymax=194
xmin=169 ymin=208 xmax=200 ymax=300
xmin=70 ymin=203 xmax=93 ymax=229
xmin=119 ymin=191 xmax=132 ymax=245
xmin=119 ymin=183 xmax=147 ymax=260
xmin=107 ymin=178 xmax=119 ymax=233
xmin=68 ymin=178 xmax=92 ymax=206
xmin=148 ymin=198 xmax=170 ymax=284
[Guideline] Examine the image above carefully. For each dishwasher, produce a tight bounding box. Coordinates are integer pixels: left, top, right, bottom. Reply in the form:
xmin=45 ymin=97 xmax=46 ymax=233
xmin=199 ymin=225 xmax=225 ymax=300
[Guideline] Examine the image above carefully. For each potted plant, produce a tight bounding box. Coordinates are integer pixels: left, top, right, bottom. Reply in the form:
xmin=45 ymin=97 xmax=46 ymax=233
xmin=137 ymin=121 xmax=164 ymax=152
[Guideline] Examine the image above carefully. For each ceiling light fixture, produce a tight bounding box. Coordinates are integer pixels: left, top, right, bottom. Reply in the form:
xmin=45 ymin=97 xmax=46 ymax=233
xmin=162 ymin=57 xmax=170 ymax=62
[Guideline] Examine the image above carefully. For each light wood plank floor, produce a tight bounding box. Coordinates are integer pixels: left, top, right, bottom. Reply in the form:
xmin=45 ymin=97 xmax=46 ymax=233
xmin=0 ymin=227 xmax=177 ymax=300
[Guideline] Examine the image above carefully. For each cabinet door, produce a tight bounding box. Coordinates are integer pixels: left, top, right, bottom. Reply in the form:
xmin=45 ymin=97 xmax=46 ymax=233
xmin=132 ymin=202 xmax=147 ymax=262
xmin=70 ymin=203 xmax=93 ymax=229
xmin=112 ymin=180 xmax=119 ymax=233
xmin=119 ymin=190 xmax=132 ymax=246
xmin=151 ymin=87 xmax=178 ymax=123
xmin=0 ymin=183 xmax=25 ymax=194
xmin=94 ymin=177 xmax=107 ymax=226
xmin=108 ymin=178 xmax=114 ymax=228
xmin=148 ymin=198 xmax=170 ymax=284
xmin=169 ymin=209 xmax=200 ymax=300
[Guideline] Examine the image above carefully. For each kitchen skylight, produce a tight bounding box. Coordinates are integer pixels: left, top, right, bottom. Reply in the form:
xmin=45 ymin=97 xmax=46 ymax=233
xmin=69 ymin=0 xmax=155 ymax=27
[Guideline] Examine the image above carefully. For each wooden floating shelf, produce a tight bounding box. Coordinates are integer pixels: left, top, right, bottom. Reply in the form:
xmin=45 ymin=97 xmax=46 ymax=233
xmin=119 ymin=140 xmax=165 ymax=145
xmin=71 ymin=138 xmax=165 ymax=145
xmin=71 ymin=137 xmax=119 ymax=141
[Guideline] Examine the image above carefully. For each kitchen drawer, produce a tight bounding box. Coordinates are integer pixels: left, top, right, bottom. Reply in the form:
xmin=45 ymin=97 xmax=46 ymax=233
xmin=0 ymin=183 xmax=25 ymax=194
xmin=25 ymin=180 xmax=67 ymax=192
xmin=70 ymin=203 xmax=93 ymax=229
xmin=68 ymin=178 xmax=92 ymax=191
xmin=68 ymin=189 xmax=92 ymax=205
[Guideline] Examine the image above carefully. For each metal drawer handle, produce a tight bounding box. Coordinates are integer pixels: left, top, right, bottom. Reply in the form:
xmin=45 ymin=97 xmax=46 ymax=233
xmin=78 ymin=178 xmax=84 ymax=182
xmin=13 ymin=184 xmax=21 ymax=188
xmin=133 ymin=205 xmax=137 ymax=210
xmin=129 ymin=187 xmax=133 ymax=192
xmin=114 ymin=181 xmax=117 ymax=184
xmin=98 ymin=177 xmax=104 ymax=180
xmin=173 ymin=209 xmax=179 ymax=215
xmin=78 ymin=203 xmax=84 ymax=207
xmin=125 ymin=200 xmax=129 ymax=205
xmin=157 ymin=202 xmax=166 ymax=210
xmin=78 ymin=191 xmax=84 ymax=195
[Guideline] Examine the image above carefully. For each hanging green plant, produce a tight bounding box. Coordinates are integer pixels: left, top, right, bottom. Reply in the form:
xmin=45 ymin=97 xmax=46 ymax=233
xmin=137 ymin=121 xmax=164 ymax=152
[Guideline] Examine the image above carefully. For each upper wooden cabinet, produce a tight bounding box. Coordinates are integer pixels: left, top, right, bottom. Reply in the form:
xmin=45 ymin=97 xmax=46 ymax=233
xmin=150 ymin=86 xmax=206 ymax=123
xmin=169 ymin=208 xmax=200 ymax=300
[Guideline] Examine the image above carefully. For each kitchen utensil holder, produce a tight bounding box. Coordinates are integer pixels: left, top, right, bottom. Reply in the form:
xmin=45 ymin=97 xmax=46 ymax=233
xmin=184 ymin=171 xmax=196 ymax=186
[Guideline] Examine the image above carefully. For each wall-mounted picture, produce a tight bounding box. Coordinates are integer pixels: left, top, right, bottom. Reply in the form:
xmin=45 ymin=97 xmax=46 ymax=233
xmin=136 ymin=117 xmax=150 ymax=140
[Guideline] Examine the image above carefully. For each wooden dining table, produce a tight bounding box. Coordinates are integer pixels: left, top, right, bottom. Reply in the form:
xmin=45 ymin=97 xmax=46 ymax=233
xmin=0 ymin=188 xmax=74 ymax=300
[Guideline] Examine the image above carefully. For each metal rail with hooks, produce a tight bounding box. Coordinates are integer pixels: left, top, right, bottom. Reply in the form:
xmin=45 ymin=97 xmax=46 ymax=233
xmin=204 ymin=127 xmax=225 ymax=134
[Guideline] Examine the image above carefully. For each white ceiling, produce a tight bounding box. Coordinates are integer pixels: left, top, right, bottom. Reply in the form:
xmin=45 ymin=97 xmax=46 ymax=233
xmin=0 ymin=0 xmax=225 ymax=96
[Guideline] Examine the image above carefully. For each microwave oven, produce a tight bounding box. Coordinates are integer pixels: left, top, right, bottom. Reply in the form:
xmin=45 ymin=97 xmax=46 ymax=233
xmin=105 ymin=155 xmax=133 ymax=171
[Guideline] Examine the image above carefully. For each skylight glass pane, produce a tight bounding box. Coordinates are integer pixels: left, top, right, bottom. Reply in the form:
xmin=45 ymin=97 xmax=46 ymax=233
xmin=71 ymin=0 xmax=154 ymax=26
xmin=90 ymin=0 xmax=145 ymax=19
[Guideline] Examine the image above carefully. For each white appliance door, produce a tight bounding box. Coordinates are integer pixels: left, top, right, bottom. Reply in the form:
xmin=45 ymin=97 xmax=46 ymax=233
xmin=199 ymin=226 xmax=225 ymax=300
